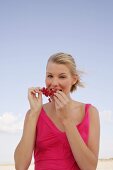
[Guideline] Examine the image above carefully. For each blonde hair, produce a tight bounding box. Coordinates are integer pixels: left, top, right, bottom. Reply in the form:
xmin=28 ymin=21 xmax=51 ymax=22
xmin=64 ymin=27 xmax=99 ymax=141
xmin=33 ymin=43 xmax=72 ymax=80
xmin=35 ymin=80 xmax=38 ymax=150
xmin=47 ymin=52 xmax=84 ymax=92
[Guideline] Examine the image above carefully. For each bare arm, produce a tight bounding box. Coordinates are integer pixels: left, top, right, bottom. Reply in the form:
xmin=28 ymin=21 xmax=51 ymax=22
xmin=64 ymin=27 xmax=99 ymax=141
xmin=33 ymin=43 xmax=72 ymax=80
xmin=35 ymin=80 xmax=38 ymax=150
xmin=63 ymin=106 xmax=100 ymax=170
xmin=14 ymin=87 xmax=42 ymax=170
xmin=14 ymin=110 xmax=39 ymax=170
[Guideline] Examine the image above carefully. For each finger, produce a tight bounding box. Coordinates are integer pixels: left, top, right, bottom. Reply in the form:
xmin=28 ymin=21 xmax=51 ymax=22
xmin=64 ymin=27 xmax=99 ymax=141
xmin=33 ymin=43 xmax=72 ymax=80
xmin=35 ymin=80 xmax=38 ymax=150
xmin=28 ymin=87 xmax=41 ymax=95
xmin=56 ymin=90 xmax=66 ymax=99
xmin=28 ymin=87 xmax=36 ymax=95
xmin=54 ymin=92 xmax=68 ymax=104
xmin=54 ymin=95 xmax=63 ymax=108
xmin=35 ymin=88 xmax=42 ymax=98
xmin=38 ymin=91 xmax=42 ymax=101
xmin=34 ymin=87 xmax=42 ymax=93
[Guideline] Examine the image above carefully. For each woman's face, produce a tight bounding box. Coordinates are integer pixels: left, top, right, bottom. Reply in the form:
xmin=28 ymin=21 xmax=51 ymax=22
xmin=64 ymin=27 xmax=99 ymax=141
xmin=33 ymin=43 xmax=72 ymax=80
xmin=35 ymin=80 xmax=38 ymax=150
xmin=45 ymin=62 xmax=76 ymax=95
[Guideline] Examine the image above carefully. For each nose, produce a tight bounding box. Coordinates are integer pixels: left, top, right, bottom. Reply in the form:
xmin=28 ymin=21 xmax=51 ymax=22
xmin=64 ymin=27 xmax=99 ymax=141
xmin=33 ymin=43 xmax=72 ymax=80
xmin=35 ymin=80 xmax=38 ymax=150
xmin=51 ymin=78 xmax=59 ymax=87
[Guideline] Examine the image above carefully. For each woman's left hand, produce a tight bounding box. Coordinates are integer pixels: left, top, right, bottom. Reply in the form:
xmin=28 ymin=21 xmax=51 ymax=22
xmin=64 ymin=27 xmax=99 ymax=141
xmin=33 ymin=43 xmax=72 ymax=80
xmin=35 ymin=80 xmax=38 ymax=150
xmin=53 ymin=90 xmax=72 ymax=122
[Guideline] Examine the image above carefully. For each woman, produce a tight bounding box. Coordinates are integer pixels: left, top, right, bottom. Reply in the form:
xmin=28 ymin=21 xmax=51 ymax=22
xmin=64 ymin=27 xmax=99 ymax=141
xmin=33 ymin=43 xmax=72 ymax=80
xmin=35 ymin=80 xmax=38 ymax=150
xmin=14 ymin=52 xmax=100 ymax=170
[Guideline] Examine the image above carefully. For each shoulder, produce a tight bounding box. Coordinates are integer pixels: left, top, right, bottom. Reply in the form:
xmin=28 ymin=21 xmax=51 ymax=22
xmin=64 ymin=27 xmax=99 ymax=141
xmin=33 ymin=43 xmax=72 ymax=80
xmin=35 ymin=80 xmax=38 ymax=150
xmin=88 ymin=105 xmax=100 ymax=129
xmin=72 ymin=100 xmax=85 ymax=108
xmin=89 ymin=105 xmax=100 ymax=120
xmin=87 ymin=105 xmax=100 ymax=157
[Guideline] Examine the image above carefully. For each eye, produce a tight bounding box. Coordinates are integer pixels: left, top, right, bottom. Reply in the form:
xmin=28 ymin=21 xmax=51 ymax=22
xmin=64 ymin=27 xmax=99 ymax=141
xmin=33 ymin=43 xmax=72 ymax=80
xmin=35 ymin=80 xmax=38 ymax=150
xmin=59 ymin=76 xmax=66 ymax=79
xmin=47 ymin=75 xmax=53 ymax=78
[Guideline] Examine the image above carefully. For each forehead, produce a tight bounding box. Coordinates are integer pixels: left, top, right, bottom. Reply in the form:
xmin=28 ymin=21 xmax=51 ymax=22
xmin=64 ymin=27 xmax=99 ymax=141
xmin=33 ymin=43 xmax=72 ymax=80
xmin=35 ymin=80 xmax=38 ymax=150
xmin=46 ymin=62 xmax=70 ymax=74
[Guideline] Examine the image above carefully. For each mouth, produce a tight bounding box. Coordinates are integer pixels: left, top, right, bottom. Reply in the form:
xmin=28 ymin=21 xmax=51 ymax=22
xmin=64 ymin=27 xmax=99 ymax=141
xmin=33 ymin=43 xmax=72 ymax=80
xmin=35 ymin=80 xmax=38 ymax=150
xmin=40 ymin=87 xmax=63 ymax=102
xmin=40 ymin=87 xmax=57 ymax=97
xmin=50 ymin=88 xmax=62 ymax=91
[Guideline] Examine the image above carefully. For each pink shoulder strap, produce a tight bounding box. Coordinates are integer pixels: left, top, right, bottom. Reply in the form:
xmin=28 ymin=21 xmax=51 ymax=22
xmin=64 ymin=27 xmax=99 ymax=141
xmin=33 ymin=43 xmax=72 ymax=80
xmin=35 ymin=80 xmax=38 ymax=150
xmin=85 ymin=104 xmax=91 ymax=114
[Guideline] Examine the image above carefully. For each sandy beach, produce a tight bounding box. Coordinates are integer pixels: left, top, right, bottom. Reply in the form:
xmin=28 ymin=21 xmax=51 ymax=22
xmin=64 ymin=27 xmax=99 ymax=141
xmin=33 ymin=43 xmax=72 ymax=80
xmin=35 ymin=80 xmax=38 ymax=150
xmin=97 ymin=159 xmax=113 ymax=170
xmin=0 ymin=159 xmax=113 ymax=170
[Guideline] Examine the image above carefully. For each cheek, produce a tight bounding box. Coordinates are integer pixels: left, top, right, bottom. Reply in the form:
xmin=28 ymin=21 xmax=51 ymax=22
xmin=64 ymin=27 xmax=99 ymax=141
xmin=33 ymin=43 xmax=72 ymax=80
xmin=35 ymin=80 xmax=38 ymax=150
xmin=45 ymin=78 xmax=50 ymax=86
xmin=64 ymin=79 xmax=72 ymax=86
xmin=61 ymin=80 xmax=71 ymax=89
xmin=64 ymin=80 xmax=73 ymax=90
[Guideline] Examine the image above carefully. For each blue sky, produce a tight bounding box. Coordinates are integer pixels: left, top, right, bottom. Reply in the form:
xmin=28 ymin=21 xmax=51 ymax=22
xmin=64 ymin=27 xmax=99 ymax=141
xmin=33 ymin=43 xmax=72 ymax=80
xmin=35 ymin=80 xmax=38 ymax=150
xmin=0 ymin=0 xmax=113 ymax=164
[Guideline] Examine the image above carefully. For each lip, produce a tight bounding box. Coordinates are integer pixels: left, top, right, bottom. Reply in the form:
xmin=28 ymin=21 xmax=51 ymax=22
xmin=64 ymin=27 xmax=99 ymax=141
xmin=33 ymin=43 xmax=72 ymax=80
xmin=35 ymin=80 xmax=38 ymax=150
xmin=50 ymin=88 xmax=62 ymax=91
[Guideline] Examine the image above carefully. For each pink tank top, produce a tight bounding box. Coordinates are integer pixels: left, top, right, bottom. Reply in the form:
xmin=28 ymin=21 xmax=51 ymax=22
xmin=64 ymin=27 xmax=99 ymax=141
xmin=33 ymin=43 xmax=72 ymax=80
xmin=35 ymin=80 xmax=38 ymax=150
xmin=34 ymin=104 xmax=91 ymax=170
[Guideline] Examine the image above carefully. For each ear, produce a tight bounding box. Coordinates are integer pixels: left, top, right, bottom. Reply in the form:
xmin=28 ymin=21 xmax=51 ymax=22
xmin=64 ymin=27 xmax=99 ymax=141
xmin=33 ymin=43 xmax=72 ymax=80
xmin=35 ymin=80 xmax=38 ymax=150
xmin=72 ymin=74 xmax=78 ymax=85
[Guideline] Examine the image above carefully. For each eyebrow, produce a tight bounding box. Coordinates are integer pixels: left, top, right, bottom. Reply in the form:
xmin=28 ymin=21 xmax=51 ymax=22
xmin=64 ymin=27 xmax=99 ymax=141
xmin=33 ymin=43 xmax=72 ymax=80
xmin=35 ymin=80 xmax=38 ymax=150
xmin=46 ymin=72 xmax=67 ymax=75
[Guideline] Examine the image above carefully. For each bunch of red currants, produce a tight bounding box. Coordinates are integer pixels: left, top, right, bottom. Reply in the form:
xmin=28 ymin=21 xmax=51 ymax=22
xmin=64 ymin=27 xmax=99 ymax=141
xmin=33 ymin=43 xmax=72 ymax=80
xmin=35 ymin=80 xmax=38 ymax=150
xmin=40 ymin=87 xmax=57 ymax=102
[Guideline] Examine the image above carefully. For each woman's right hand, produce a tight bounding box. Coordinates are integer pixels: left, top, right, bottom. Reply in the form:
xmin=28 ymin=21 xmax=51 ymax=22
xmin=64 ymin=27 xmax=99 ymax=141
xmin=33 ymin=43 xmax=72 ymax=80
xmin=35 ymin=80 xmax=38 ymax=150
xmin=28 ymin=87 xmax=42 ymax=115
